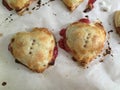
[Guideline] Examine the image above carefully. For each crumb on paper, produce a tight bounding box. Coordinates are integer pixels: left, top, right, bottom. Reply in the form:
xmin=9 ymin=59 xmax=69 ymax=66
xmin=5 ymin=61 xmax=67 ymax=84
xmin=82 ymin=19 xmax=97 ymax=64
xmin=2 ymin=82 xmax=7 ymax=86
xmin=108 ymin=30 xmax=113 ymax=34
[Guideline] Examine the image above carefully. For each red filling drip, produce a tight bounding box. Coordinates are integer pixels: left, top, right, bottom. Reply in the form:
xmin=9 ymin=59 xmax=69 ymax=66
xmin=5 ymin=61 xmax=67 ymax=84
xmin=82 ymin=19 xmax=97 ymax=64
xmin=49 ymin=45 xmax=58 ymax=65
xmin=59 ymin=28 xmax=66 ymax=37
xmin=88 ymin=0 xmax=96 ymax=4
xmin=84 ymin=0 xmax=96 ymax=13
xmin=58 ymin=29 xmax=71 ymax=52
xmin=2 ymin=0 xmax=13 ymax=11
xmin=52 ymin=46 xmax=58 ymax=62
xmin=79 ymin=18 xmax=90 ymax=23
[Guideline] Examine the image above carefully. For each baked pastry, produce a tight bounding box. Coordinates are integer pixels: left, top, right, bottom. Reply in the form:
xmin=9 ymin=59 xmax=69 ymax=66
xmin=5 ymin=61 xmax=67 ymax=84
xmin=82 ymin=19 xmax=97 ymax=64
xmin=114 ymin=10 xmax=120 ymax=35
xmin=8 ymin=28 xmax=58 ymax=73
xmin=59 ymin=18 xmax=106 ymax=67
xmin=2 ymin=0 xmax=35 ymax=14
xmin=62 ymin=0 xmax=83 ymax=11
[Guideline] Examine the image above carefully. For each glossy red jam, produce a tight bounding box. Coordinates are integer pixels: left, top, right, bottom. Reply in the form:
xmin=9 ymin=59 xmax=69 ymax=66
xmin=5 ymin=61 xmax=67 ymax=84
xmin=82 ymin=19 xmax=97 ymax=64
xmin=58 ymin=28 xmax=71 ymax=52
xmin=88 ymin=0 xmax=96 ymax=5
xmin=2 ymin=0 xmax=13 ymax=11
xmin=59 ymin=28 xmax=66 ymax=37
xmin=49 ymin=45 xmax=58 ymax=65
xmin=52 ymin=46 xmax=58 ymax=62
xmin=79 ymin=18 xmax=90 ymax=23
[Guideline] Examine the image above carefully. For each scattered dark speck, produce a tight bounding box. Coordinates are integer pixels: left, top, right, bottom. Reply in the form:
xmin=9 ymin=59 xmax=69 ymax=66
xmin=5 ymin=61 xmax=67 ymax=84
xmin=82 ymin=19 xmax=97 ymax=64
xmin=11 ymin=19 xmax=13 ymax=21
xmin=32 ymin=7 xmax=35 ymax=10
xmin=10 ymin=14 xmax=13 ymax=16
xmin=103 ymin=49 xmax=110 ymax=56
xmin=101 ymin=8 xmax=108 ymax=12
xmin=108 ymin=30 xmax=113 ymax=34
xmin=85 ymin=15 xmax=89 ymax=18
xmin=5 ymin=18 xmax=8 ymax=21
xmin=50 ymin=0 xmax=55 ymax=1
xmin=2 ymin=82 xmax=7 ymax=86
xmin=111 ymin=54 xmax=114 ymax=57
xmin=100 ymin=59 xmax=104 ymax=62
xmin=53 ymin=13 xmax=57 ymax=16
xmin=72 ymin=57 xmax=77 ymax=62
xmin=107 ymin=41 xmax=109 ymax=44
xmin=42 ymin=4 xmax=45 ymax=6
xmin=102 ymin=40 xmax=113 ymax=57
xmin=37 ymin=0 xmax=41 ymax=6
xmin=29 ymin=52 xmax=32 ymax=54
xmin=98 ymin=55 xmax=101 ymax=57
xmin=26 ymin=8 xmax=29 ymax=11
xmin=33 ymin=39 xmax=36 ymax=42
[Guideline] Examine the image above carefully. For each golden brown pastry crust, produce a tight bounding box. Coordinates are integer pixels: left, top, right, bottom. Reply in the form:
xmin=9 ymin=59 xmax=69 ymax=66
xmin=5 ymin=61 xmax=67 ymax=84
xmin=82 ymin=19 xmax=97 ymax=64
xmin=9 ymin=28 xmax=56 ymax=73
xmin=66 ymin=22 xmax=106 ymax=67
xmin=114 ymin=10 xmax=120 ymax=35
xmin=4 ymin=0 xmax=35 ymax=14
xmin=63 ymin=0 xmax=83 ymax=11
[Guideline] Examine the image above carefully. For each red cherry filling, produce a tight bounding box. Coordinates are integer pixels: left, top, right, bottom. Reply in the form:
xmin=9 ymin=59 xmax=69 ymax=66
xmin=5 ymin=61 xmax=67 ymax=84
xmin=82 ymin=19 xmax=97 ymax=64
xmin=58 ymin=29 xmax=71 ymax=52
xmin=49 ymin=45 xmax=58 ymax=65
xmin=84 ymin=0 xmax=96 ymax=13
xmin=88 ymin=0 xmax=96 ymax=5
xmin=79 ymin=18 xmax=90 ymax=23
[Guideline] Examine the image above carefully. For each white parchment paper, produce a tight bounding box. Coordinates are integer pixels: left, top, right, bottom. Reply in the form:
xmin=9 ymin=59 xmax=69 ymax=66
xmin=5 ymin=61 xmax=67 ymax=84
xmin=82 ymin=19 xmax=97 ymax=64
xmin=0 ymin=0 xmax=120 ymax=90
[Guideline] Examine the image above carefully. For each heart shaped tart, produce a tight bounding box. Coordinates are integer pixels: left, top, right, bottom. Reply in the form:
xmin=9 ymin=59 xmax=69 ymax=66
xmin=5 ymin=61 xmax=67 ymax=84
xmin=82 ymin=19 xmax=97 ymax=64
xmin=8 ymin=28 xmax=58 ymax=73
xmin=59 ymin=18 xmax=106 ymax=67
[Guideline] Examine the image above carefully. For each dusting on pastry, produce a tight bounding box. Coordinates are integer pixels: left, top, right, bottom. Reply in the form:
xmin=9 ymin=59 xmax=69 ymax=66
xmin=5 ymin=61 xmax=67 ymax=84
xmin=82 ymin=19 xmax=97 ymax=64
xmin=8 ymin=28 xmax=58 ymax=73
xmin=59 ymin=18 xmax=106 ymax=67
